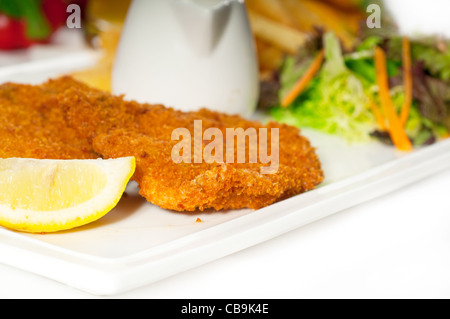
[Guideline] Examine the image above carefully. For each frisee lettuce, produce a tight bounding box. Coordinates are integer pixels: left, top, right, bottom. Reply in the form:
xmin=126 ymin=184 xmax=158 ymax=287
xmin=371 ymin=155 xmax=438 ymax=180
xmin=271 ymin=32 xmax=377 ymax=142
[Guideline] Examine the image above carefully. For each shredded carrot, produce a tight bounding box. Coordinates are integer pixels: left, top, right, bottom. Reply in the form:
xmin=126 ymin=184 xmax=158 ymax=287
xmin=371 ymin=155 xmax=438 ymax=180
xmin=374 ymin=46 xmax=413 ymax=152
xmin=369 ymin=100 xmax=387 ymax=131
xmin=400 ymin=36 xmax=413 ymax=126
xmin=281 ymin=49 xmax=325 ymax=107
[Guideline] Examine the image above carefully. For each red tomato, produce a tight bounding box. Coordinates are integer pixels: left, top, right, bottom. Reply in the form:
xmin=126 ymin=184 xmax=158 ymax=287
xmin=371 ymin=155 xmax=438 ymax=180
xmin=42 ymin=0 xmax=69 ymax=30
xmin=0 ymin=0 xmax=87 ymax=50
xmin=0 ymin=14 xmax=34 ymax=50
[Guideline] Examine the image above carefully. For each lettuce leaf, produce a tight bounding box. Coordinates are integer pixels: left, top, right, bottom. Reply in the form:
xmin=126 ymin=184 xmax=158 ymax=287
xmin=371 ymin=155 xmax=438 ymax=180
xmin=386 ymin=37 xmax=450 ymax=82
xmin=270 ymin=32 xmax=448 ymax=146
xmin=271 ymin=32 xmax=377 ymax=142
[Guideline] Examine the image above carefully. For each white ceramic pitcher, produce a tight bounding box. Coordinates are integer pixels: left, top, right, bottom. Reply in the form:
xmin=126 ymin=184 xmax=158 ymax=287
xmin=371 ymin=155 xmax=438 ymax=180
xmin=112 ymin=0 xmax=259 ymax=118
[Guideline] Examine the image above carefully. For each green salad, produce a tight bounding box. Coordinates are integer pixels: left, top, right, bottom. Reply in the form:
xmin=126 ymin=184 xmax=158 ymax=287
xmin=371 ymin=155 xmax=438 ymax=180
xmin=266 ymin=30 xmax=450 ymax=150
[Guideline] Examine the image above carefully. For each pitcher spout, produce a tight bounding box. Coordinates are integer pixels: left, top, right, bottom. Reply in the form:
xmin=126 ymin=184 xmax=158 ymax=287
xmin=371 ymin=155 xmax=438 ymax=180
xmin=173 ymin=0 xmax=238 ymax=56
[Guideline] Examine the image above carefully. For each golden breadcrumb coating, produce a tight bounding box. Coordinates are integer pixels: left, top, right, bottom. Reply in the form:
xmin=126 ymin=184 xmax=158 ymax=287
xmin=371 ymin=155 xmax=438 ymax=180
xmin=0 ymin=79 xmax=96 ymax=159
xmin=0 ymin=77 xmax=324 ymax=211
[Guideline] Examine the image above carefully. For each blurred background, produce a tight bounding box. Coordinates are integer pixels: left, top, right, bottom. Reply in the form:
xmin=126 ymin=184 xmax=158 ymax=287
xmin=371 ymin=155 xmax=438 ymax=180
xmin=0 ymin=0 xmax=369 ymax=91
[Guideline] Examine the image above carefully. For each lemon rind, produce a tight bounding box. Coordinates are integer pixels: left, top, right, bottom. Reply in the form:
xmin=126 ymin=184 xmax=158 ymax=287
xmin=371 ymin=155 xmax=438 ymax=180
xmin=0 ymin=157 xmax=136 ymax=233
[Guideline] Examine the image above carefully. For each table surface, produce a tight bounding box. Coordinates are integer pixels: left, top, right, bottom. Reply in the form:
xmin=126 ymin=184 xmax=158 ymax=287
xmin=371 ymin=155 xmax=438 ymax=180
xmin=1 ymin=0 xmax=450 ymax=299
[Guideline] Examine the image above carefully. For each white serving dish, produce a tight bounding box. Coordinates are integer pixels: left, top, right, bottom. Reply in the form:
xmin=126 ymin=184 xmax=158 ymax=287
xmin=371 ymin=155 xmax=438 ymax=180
xmin=1 ymin=48 xmax=450 ymax=296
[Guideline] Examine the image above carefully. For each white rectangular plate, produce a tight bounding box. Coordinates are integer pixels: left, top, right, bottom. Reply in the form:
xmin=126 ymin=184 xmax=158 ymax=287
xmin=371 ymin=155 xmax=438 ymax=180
xmin=1 ymin=48 xmax=450 ymax=296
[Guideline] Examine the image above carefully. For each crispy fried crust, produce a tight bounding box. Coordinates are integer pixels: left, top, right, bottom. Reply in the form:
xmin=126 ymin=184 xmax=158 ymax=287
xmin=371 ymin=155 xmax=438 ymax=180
xmin=93 ymin=127 xmax=323 ymax=211
xmin=0 ymin=77 xmax=324 ymax=211
xmin=0 ymin=79 xmax=96 ymax=159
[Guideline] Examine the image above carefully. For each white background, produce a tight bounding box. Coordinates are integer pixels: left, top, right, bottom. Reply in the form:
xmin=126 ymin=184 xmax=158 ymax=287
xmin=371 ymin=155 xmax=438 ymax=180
xmin=1 ymin=0 xmax=450 ymax=299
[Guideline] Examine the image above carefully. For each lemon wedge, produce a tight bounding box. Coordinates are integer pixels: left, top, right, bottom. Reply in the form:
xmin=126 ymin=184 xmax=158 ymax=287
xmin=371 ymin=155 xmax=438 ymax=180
xmin=0 ymin=157 xmax=135 ymax=233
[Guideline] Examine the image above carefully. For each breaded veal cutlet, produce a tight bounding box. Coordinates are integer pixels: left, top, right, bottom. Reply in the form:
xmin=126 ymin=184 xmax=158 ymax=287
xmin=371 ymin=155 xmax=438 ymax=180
xmin=0 ymin=76 xmax=324 ymax=211
xmin=0 ymin=78 xmax=96 ymax=159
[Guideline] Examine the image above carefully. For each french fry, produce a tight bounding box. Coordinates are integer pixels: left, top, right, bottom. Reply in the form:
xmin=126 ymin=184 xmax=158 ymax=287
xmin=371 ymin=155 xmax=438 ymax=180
xmin=321 ymin=0 xmax=364 ymax=11
xmin=281 ymin=0 xmax=321 ymax=32
xmin=70 ymin=24 xmax=123 ymax=92
xmin=247 ymin=0 xmax=365 ymax=79
xmin=255 ymin=37 xmax=285 ymax=73
xmin=71 ymin=64 xmax=112 ymax=92
xmin=248 ymin=10 xmax=308 ymax=55
xmin=281 ymin=0 xmax=359 ymax=49
xmin=246 ymin=0 xmax=298 ymax=29
xmin=340 ymin=9 xmax=365 ymax=35
xmin=299 ymin=0 xmax=358 ymax=48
